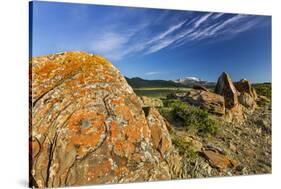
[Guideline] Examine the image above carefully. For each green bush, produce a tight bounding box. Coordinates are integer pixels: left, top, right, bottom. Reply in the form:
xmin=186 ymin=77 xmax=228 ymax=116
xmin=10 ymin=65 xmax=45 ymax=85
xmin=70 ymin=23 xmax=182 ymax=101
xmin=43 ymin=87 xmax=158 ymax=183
xmin=170 ymin=133 xmax=198 ymax=158
xmin=253 ymin=83 xmax=271 ymax=99
xmin=164 ymin=99 xmax=218 ymax=136
xmin=171 ymin=135 xmax=187 ymax=156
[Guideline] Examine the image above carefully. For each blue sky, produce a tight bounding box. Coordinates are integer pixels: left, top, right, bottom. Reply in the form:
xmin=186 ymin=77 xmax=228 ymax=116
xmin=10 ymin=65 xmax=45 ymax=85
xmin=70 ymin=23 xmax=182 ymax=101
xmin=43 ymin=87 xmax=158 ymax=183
xmin=30 ymin=1 xmax=271 ymax=83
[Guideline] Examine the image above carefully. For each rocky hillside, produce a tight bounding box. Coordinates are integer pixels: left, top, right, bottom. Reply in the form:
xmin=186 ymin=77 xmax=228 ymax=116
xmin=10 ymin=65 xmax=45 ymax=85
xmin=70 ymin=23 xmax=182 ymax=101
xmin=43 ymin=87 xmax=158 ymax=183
xmin=156 ymin=72 xmax=271 ymax=178
xmin=29 ymin=52 xmax=181 ymax=188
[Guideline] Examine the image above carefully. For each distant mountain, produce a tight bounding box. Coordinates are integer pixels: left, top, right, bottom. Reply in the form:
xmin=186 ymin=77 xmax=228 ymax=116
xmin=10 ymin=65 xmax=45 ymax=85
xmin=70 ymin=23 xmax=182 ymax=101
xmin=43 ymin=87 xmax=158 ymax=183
xmin=125 ymin=77 xmax=185 ymax=88
xmin=174 ymin=76 xmax=216 ymax=87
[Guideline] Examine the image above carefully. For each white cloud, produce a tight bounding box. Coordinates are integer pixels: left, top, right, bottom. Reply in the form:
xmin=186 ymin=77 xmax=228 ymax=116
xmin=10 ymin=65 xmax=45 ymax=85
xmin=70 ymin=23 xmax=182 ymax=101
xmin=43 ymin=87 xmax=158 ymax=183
xmin=146 ymin=38 xmax=177 ymax=54
xmin=208 ymin=15 xmax=246 ymax=35
xmin=91 ymin=32 xmax=128 ymax=53
xmin=193 ymin=13 xmax=213 ymax=28
xmin=83 ymin=12 xmax=262 ymax=60
xmin=145 ymin=72 xmax=161 ymax=75
xmin=146 ymin=20 xmax=186 ymax=44
xmin=213 ymin=13 xmax=224 ymax=19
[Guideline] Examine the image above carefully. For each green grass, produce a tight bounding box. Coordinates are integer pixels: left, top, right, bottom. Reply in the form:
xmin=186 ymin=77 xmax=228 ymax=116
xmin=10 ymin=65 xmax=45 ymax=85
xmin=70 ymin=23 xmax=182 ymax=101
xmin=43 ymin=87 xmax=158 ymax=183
xmin=133 ymin=87 xmax=191 ymax=98
xmin=253 ymin=83 xmax=271 ymax=99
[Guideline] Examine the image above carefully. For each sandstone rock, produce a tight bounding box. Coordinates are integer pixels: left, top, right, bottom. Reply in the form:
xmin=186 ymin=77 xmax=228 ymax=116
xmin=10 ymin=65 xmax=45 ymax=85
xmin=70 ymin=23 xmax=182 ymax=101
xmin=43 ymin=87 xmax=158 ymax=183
xmin=30 ymin=52 xmax=180 ymax=188
xmin=238 ymin=93 xmax=257 ymax=109
xmin=145 ymin=107 xmax=182 ymax=178
xmin=234 ymin=79 xmax=257 ymax=100
xmin=202 ymin=150 xmax=236 ymax=171
xmin=225 ymin=104 xmax=246 ymax=123
xmin=215 ymin=72 xmax=238 ymax=109
xmin=141 ymin=96 xmax=163 ymax=107
xmin=192 ymin=84 xmax=209 ymax=92
xmin=183 ymin=90 xmax=225 ymax=115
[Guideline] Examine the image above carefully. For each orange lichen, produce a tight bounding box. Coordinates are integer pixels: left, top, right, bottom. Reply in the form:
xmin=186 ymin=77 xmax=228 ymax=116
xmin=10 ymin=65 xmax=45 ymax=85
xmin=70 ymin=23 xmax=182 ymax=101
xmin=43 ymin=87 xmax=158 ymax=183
xmin=30 ymin=52 xmax=175 ymax=187
xmin=67 ymin=110 xmax=106 ymax=156
xmin=109 ymin=121 xmax=121 ymax=140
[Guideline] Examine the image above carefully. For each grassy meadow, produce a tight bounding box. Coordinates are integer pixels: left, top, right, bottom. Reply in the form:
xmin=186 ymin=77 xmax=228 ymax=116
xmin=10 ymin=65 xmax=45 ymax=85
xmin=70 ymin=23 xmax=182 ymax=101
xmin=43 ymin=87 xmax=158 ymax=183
xmin=133 ymin=87 xmax=191 ymax=98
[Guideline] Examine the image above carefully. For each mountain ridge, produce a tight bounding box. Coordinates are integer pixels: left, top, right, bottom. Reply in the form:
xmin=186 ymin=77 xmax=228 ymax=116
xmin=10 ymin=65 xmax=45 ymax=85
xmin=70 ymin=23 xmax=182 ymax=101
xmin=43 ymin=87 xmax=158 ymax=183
xmin=125 ymin=76 xmax=216 ymax=88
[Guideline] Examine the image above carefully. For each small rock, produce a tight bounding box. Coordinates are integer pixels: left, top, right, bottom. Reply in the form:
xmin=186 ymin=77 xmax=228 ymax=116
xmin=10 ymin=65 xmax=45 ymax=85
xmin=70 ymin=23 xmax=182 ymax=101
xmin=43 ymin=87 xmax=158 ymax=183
xmin=202 ymin=150 xmax=234 ymax=171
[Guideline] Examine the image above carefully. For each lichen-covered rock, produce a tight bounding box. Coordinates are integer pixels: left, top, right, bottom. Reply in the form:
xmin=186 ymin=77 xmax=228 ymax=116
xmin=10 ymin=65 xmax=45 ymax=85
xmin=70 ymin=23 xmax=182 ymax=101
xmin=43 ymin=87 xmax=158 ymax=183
xmin=234 ymin=79 xmax=257 ymax=100
xmin=215 ymin=72 xmax=239 ymax=109
xmin=141 ymin=96 xmax=163 ymax=107
xmin=30 ymin=52 xmax=180 ymax=188
xmin=145 ymin=107 xmax=182 ymax=178
xmin=183 ymin=90 xmax=225 ymax=115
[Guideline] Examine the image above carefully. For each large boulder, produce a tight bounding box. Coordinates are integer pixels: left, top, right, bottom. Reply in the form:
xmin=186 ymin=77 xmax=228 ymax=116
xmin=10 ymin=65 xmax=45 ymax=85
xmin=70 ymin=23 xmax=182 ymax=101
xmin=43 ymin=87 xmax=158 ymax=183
xmin=30 ymin=52 xmax=180 ymax=188
xmin=215 ymin=72 xmax=239 ymax=109
xmin=234 ymin=79 xmax=257 ymax=100
xmin=182 ymin=90 xmax=225 ymax=115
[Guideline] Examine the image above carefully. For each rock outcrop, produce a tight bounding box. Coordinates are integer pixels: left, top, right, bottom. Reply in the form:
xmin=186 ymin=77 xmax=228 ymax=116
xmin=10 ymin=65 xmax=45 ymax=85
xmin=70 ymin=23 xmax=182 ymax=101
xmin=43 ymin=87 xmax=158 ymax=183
xmin=183 ymin=90 xmax=225 ymax=115
xmin=238 ymin=93 xmax=257 ymax=109
xmin=215 ymin=72 xmax=239 ymax=109
xmin=30 ymin=52 xmax=180 ymax=188
xmin=192 ymin=84 xmax=209 ymax=92
xmin=234 ymin=79 xmax=257 ymax=110
xmin=234 ymin=79 xmax=257 ymax=100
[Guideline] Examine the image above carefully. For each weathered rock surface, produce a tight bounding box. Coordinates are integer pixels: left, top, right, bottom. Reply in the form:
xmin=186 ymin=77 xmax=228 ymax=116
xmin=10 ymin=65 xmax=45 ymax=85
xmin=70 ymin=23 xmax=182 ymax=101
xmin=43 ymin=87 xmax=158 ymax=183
xmin=215 ymin=72 xmax=239 ymax=109
xmin=234 ymin=79 xmax=257 ymax=100
xmin=192 ymin=84 xmax=209 ymax=92
xmin=234 ymin=79 xmax=257 ymax=110
xmin=145 ymin=107 xmax=182 ymax=177
xmin=141 ymin=96 xmax=163 ymax=107
xmin=183 ymin=90 xmax=225 ymax=115
xmin=238 ymin=93 xmax=257 ymax=109
xmin=30 ymin=52 xmax=180 ymax=188
xmin=202 ymin=150 xmax=236 ymax=171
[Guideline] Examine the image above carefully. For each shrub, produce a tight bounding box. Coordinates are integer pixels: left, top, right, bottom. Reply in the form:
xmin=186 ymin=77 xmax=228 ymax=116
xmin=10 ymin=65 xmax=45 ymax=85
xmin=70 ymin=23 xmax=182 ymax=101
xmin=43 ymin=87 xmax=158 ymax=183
xmin=171 ymin=135 xmax=187 ymax=156
xmin=253 ymin=83 xmax=271 ymax=98
xmin=164 ymin=99 xmax=218 ymax=136
xmin=170 ymin=133 xmax=198 ymax=158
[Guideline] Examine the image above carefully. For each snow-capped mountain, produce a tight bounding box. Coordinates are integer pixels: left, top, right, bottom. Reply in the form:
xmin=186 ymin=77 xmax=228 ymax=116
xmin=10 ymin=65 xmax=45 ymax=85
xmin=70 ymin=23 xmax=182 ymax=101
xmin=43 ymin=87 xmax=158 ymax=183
xmin=174 ymin=76 xmax=205 ymax=84
xmin=174 ymin=77 xmax=201 ymax=83
xmin=174 ymin=77 xmax=215 ymax=86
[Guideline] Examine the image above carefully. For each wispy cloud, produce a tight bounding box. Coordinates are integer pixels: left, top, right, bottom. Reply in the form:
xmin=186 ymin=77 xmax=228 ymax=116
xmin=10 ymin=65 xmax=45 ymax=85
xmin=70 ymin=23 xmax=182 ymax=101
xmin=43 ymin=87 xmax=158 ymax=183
xmin=145 ymin=71 xmax=161 ymax=75
xmin=193 ymin=13 xmax=213 ymax=28
xmin=68 ymin=8 xmax=267 ymax=61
